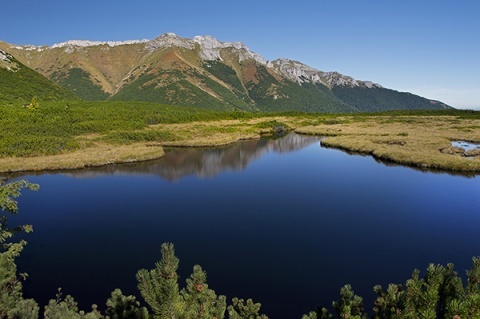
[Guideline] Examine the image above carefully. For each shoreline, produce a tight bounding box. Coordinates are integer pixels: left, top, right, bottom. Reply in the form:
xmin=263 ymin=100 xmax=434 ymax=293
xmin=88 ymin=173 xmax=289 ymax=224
xmin=0 ymin=142 xmax=166 ymax=174
xmin=2 ymin=133 xmax=480 ymax=176
xmin=2 ymin=115 xmax=480 ymax=175
xmin=0 ymin=134 xmax=264 ymax=175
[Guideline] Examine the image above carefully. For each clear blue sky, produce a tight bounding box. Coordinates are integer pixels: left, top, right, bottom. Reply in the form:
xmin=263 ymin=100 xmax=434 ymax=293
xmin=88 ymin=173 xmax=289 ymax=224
xmin=2 ymin=0 xmax=479 ymax=108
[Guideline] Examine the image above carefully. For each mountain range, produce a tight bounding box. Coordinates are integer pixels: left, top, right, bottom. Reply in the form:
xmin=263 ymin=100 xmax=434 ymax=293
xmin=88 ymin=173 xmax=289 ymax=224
xmin=0 ymin=33 xmax=451 ymax=112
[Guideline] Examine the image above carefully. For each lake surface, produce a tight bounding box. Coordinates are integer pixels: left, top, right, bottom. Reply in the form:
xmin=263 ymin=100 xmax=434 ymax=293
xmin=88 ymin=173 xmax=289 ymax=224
xmin=5 ymin=133 xmax=480 ymax=319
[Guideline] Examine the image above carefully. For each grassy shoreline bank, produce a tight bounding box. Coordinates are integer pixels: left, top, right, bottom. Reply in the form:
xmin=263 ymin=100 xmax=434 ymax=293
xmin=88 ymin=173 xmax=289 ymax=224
xmin=295 ymin=114 xmax=480 ymax=172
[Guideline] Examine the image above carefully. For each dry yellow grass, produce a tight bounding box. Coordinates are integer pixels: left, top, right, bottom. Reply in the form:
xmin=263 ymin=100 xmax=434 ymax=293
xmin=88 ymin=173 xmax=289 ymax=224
xmin=295 ymin=115 xmax=480 ymax=171
xmin=0 ymin=140 xmax=165 ymax=173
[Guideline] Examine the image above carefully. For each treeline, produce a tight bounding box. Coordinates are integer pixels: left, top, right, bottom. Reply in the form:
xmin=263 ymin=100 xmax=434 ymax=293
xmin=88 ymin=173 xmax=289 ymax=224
xmin=2 ymin=185 xmax=480 ymax=319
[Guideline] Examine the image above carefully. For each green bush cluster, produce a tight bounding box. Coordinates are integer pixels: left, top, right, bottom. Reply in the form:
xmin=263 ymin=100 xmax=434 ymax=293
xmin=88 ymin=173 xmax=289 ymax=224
xmin=304 ymin=259 xmax=480 ymax=319
xmin=0 ymin=101 xmax=269 ymax=157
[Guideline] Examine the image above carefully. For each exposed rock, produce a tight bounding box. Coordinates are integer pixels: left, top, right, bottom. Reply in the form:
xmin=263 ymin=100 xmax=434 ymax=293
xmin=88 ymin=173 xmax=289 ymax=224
xmin=269 ymin=58 xmax=383 ymax=88
xmin=193 ymin=35 xmax=266 ymax=64
xmin=0 ymin=49 xmax=8 ymax=61
xmin=0 ymin=49 xmax=18 ymax=71
xmin=465 ymin=148 xmax=480 ymax=157
xmin=374 ymin=140 xmax=406 ymax=146
xmin=440 ymin=146 xmax=465 ymax=155
xmin=147 ymin=32 xmax=194 ymax=51
xmin=52 ymin=39 xmax=149 ymax=49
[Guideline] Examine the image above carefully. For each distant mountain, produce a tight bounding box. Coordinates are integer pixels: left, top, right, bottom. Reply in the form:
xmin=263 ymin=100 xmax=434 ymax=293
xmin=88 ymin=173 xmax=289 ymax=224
xmin=0 ymin=34 xmax=451 ymax=112
xmin=0 ymin=49 xmax=78 ymax=103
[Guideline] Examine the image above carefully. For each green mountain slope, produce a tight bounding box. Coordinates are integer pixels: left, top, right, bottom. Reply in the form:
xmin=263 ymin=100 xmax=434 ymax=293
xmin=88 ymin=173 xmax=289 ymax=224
xmin=51 ymin=68 xmax=110 ymax=101
xmin=269 ymin=58 xmax=453 ymax=113
xmin=332 ymin=86 xmax=451 ymax=112
xmin=0 ymin=49 xmax=79 ymax=103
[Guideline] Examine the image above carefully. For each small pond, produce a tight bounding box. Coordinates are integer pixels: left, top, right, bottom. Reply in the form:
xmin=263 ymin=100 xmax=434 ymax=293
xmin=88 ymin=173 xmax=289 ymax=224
xmin=451 ymin=140 xmax=480 ymax=151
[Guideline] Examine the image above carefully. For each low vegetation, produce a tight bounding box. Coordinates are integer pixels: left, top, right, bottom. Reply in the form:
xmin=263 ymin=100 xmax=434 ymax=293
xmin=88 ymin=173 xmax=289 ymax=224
xmin=0 ymin=101 xmax=479 ymax=173
xmin=1 ymin=180 xmax=480 ymax=319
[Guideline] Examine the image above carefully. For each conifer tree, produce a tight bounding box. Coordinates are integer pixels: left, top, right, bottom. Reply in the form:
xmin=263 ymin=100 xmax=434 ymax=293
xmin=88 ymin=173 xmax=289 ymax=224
xmin=137 ymin=243 xmax=229 ymax=319
xmin=105 ymin=289 xmax=149 ymax=319
xmin=0 ymin=180 xmax=39 ymax=318
xmin=0 ymin=254 xmax=39 ymax=319
xmin=5 ymin=298 xmax=39 ymax=319
xmin=136 ymin=242 xmax=182 ymax=319
xmin=437 ymin=263 xmax=463 ymax=318
xmin=446 ymin=256 xmax=480 ymax=319
xmin=466 ymin=256 xmax=480 ymax=296
xmin=372 ymin=283 xmax=406 ymax=319
xmin=43 ymin=289 xmax=103 ymax=319
xmin=226 ymin=297 xmax=268 ymax=319
xmin=181 ymin=265 xmax=226 ymax=319
xmin=0 ymin=179 xmax=39 ymax=258
xmin=332 ymin=285 xmax=367 ymax=319
xmin=301 ymin=311 xmax=319 ymax=319
xmin=402 ymin=264 xmax=457 ymax=319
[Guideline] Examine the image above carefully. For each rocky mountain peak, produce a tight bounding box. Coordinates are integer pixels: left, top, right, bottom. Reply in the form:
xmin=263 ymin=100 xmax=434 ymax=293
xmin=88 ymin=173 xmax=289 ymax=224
xmin=147 ymin=32 xmax=195 ymax=51
xmin=192 ymin=35 xmax=266 ymax=64
xmin=270 ymin=58 xmax=382 ymax=89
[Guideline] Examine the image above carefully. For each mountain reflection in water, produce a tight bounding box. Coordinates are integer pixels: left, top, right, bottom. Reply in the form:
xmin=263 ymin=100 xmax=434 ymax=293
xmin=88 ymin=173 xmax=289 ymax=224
xmin=61 ymin=133 xmax=320 ymax=181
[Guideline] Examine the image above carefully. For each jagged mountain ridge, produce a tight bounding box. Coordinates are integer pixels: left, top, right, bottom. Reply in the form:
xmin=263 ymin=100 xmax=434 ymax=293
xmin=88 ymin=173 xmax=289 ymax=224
xmin=0 ymin=33 xmax=451 ymax=112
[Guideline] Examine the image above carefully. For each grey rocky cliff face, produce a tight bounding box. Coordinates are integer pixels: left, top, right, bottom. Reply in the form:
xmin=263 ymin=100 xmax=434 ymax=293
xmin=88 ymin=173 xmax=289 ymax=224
xmin=270 ymin=58 xmax=383 ymax=88
xmin=146 ymin=33 xmax=267 ymax=64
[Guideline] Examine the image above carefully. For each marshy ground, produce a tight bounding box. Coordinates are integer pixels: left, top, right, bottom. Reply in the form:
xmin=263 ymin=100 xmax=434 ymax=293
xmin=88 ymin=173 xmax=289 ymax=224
xmin=1 ymin=102 xmax=479 ymax=173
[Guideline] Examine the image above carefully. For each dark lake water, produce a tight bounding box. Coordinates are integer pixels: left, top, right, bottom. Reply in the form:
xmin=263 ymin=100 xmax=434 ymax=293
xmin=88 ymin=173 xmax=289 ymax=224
xmin=4 ymin=133 xmax=480 ymax=319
